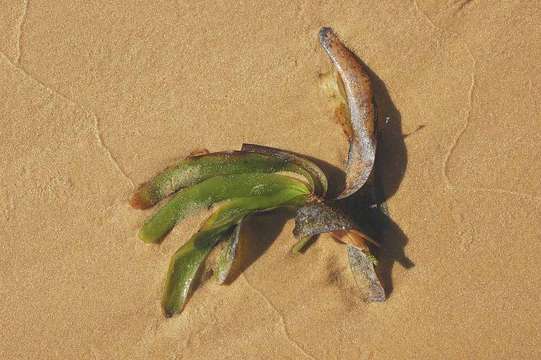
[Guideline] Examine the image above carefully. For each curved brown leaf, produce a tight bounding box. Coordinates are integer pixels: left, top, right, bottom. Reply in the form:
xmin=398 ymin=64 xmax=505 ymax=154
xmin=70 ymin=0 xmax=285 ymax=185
xmin=319 ymin=27 xmax=376 ymax=199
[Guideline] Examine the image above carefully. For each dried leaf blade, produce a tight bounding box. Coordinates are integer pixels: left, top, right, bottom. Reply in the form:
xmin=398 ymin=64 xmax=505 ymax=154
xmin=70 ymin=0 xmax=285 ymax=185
xmin=319 ymin=27 xmax=376 ymax=199
xmin=347 ymin=245 xmax=385 ymax=303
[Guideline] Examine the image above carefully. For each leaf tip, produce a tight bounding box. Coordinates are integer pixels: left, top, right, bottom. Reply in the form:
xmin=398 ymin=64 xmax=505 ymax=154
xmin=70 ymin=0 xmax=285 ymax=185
xmin=138 ymin=228 xmax=160 ymax=244
xmin=130 ymin=184 xmax=155 ymax=209
xmin=319 ymin=27 xmax=335 ymax=44
xmin=162 ymin=305 xmax=176 ymax=318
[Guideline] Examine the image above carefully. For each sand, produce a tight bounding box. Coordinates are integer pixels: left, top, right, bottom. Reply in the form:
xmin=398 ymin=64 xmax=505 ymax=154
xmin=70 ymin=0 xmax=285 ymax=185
xmin=1 ymin=1 xmax=540 ymax=359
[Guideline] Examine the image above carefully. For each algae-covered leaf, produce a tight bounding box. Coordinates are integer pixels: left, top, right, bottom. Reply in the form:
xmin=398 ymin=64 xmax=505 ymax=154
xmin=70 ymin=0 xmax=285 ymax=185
xmin=131 ymin=151 xmax=295 ymax=209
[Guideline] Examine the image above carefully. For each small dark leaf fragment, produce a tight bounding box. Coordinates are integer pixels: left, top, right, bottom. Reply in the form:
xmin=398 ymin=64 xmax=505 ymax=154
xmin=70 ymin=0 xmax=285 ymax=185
xmin=294 ymin=202 xmax=385 ymax=302
xmin=293 ymin=202 xmax=356 ymax=239
xmin=347 ymin=245 xmax=385 ymax=303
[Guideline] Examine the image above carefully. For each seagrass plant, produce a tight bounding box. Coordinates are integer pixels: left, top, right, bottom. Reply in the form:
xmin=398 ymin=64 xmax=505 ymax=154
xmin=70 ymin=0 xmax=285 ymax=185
xmin=130 ymin=27 xmax=385 ymax=318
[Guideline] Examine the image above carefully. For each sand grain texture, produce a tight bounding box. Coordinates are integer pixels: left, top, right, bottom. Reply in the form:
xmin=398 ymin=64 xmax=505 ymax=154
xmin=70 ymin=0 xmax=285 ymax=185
xmin=1 ymin=1 xmax=540 ymax=359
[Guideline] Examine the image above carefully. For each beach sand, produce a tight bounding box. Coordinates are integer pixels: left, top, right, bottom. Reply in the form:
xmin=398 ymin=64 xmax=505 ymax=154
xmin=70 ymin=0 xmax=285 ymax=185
xmin=1 ymin=1 xmax=540 ymax=358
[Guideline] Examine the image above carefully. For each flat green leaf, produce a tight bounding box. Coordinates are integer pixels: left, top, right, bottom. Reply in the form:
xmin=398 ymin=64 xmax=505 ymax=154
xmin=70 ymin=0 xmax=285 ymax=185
xmin=161 ymin=228 xmax=224 ymax=318
xmin=241 ymin=143 xmax=328 ymax=198
xmin=131 ymin=151 xmax=309 ymax=209
xmin=139 ymin=173 xmax=310 ymax=243
xmin=162 ymin=186 xmax=311 ymax=317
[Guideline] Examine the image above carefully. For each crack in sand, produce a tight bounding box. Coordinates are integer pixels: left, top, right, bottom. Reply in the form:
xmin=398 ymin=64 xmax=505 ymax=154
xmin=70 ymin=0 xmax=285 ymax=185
xmin=91 ymin=113 xmax=135 ymax=188
xmin=412 ymin=0 xmax=443 ymax=48
xmin=412 ymin=0 xmax=540 ymax=204
xmin=14 ymin=0 xmax=29 ymax=65
xmin=457 ymin=186 xmax=541 ymax=203
xmin=454 ymin=0 xmax=474 ymax=12
xmin=528 ymin=79 xmax=539 ymax=113
xmin=0 ymin=51 xmax=135 ymax=189
xmin=242 ymin=274 xmax=317 ymax=360
xmin=412 ymin=0 xmax=439 ymax=32
xmin=443 ymin=42 xmax=476 ymax=191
